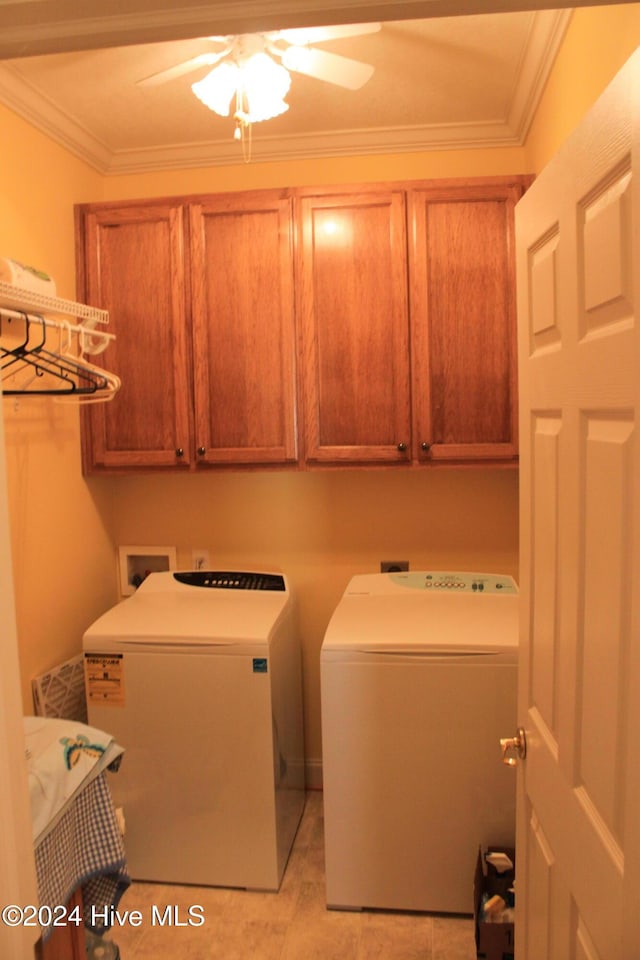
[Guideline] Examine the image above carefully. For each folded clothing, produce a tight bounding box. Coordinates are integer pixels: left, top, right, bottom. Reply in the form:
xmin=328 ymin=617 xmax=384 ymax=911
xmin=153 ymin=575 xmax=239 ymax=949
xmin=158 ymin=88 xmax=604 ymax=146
xmin=24 ymin=715 xmax=124 ymax=843
xmin=0 ymin=256 xmax=56 ymax=297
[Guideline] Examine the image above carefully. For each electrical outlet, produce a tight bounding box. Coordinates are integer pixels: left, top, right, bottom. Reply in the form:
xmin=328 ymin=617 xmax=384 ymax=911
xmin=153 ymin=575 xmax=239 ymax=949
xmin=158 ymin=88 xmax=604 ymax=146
xmin=380 ymin=560 xmax=409 ymax=573
xmin=192 ymin=549 xmax=210 ymax=571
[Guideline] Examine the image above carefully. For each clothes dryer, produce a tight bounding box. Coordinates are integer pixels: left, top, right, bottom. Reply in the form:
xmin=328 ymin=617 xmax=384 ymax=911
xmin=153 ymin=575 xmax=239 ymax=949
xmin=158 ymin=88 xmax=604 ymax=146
xmin=321 ymin=570 xmax=518 ymax=913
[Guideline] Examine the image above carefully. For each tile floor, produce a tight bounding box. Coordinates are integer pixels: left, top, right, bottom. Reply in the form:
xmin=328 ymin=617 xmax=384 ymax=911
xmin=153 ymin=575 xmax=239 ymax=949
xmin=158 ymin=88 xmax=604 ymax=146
xmin=104 ymin=791 xmax=477 ymax=959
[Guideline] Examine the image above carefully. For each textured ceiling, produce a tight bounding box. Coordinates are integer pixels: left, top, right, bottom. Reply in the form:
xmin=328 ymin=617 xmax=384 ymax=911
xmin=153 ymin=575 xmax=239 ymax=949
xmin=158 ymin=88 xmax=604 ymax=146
xmin=0 ymin=7 xmax=572 ymax=172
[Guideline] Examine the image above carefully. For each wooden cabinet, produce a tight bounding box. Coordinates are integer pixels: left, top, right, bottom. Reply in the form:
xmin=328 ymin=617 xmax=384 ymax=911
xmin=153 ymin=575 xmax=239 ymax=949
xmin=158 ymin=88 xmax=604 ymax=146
xmin=189 ymin=193 xmax=297 ymax=465
xmin=408 ymin=178 xmax=526 ymax=463
xmin=77 ymin=176 xmax=529 ymax=473
xmin=298 ymin=177 xmax=528 ymax=466
xmin=77 ymin=191 xmax=297 ymax=471
xmin=297 ymin=188 xmax=412 ymax=464
xmin=78 ymin=202 xmax=191 ymax=470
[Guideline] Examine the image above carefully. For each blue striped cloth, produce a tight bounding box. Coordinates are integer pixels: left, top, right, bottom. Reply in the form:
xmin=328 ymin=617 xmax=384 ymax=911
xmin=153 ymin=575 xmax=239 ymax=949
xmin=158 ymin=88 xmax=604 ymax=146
xmin=35 ymin=772 xmax=130 ymax=941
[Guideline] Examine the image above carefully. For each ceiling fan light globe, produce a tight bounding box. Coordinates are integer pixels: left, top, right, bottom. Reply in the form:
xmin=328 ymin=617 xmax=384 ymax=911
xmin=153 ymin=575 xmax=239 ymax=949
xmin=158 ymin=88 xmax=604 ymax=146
xmin=191 ymin=61 xmax=238 ymax=116
xmin=240 ymin=52 xmax=291 ymax=123
xmin=281 ymin=45 xmax=312 ymax=73
xmin=242 ymin=53 xmax=290 ymax=96
xmin=190 ymin=44 xmax=292 ymax=126
xmin=245 ymin=97 xmax=289 ymax=124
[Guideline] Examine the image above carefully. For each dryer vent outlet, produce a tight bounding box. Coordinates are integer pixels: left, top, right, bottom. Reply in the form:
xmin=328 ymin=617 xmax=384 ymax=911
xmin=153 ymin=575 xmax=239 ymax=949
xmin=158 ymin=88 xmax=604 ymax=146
xmin=381 ymin=561 xmax=409 ymax=573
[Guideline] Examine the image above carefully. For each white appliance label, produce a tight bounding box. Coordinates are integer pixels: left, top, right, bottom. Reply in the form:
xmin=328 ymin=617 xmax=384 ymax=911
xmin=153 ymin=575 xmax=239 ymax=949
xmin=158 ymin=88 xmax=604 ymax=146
xmin=84 ymin=653 xmax=126 ymax=706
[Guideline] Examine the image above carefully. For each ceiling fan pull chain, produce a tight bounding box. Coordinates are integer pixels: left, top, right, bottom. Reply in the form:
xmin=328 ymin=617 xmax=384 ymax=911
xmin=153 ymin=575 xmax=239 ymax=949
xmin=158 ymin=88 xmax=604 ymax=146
xmin=232 ymin=87 xmax=253 ymax=163
xmin=242 ymin=122 xmax=252 ymax=164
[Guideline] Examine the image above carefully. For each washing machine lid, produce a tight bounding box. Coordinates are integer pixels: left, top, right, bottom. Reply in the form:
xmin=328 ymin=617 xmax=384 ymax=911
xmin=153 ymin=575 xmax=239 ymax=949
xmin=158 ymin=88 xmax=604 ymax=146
xmin=83 ymin=570 xmax=290 ymax=651
xmin=322 ymin=571 xmax=519 ymax=656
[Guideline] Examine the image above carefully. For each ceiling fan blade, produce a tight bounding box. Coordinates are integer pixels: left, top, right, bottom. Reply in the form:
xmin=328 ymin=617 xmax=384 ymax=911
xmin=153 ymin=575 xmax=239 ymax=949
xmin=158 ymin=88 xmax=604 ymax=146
xmin=282 ymin=46 xmax=374 ymax=90
xmin=273 ymin=22 xmax=381 ymax=46
xmin=137 ymin=51 xmax=227 ymax=87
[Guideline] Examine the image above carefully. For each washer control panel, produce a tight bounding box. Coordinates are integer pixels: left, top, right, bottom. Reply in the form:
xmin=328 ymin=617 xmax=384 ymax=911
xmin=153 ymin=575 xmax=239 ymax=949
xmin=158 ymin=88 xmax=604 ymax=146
xmin=389 ymin=571 xmax=517 ymax=594
xmin=173 ymin=571 xmax=285 ymax=591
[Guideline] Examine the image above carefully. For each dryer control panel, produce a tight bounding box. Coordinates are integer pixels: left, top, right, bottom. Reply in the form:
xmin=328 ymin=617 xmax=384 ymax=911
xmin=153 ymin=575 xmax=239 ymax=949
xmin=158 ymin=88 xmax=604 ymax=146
xmin=388 ymin=571 xmax=518 ymax=594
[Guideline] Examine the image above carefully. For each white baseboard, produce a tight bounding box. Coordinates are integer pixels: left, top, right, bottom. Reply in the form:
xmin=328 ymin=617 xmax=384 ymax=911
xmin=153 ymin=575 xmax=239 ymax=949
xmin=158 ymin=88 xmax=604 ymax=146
xmin=304 ymin=758 xmax=323 ymax=791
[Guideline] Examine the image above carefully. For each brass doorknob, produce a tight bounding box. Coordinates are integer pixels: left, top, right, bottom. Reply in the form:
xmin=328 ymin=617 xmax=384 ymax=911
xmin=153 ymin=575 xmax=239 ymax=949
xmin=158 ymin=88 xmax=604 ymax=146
xmin=500 ymin=727 xmax=527 ymax=766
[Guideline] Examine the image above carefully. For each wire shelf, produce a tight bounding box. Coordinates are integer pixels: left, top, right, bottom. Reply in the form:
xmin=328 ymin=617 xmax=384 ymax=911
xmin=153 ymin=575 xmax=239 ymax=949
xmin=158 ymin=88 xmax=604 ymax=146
xmin=0 ymin=281 xmax=109 ymax=326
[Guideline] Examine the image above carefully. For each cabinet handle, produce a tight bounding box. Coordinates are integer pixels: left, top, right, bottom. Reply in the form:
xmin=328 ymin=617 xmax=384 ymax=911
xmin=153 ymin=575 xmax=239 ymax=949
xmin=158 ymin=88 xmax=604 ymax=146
xmin=175 ymin=447 xmax=184 ymax=458
xmin=421 ymin=442 xmax=432 ymax=454
xmin=397 ymin=442 xmax=407 ymax=453
xmin=197 ymin=446 xmax=206 ymax=456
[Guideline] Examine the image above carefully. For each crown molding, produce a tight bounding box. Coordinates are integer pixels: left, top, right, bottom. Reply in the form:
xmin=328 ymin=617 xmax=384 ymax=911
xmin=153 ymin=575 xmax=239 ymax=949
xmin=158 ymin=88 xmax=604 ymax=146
xmin=0 ymin=8 xmax=569 ymax=174
xmin=0 ymin=65 xmax=112 ymax=171
xmin=507 ymin=8 xmax=572 ymax=142
xmin=0 ymin=56 xmax=523 ymax=174
xmin=105 ymin=121 xmax=524 ymax=174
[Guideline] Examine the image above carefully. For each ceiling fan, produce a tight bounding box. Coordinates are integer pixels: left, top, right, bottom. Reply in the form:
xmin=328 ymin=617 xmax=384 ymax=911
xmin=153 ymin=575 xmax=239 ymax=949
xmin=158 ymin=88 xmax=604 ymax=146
xmin=137 ymin=23 xmax=381 ymax=124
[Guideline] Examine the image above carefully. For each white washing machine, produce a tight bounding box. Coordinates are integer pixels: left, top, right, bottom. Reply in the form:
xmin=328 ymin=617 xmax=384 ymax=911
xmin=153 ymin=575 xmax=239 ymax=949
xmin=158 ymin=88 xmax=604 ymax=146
xmin=321 ymin=570 xmax=518 ymax=914
xmin=83 ymin=570 xmax=305 ymax=891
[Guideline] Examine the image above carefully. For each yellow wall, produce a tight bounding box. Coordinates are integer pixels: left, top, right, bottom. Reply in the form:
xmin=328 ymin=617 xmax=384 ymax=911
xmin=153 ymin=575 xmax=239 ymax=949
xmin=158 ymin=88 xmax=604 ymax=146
xmin=525 ymin=4 xmax=640 ymax=172
xmin=101 ymin=146 xmax=529 ymax=201
xmin=2 ymin=4 xmax=639 ymax=769
xmin=0 ymin=104 xmax=116 ymax=710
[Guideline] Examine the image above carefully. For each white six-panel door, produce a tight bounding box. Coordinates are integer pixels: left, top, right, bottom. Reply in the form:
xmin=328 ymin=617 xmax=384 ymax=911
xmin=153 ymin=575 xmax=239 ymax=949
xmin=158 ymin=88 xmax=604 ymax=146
xmin=515 ymin=48 xmax=640 ymax=959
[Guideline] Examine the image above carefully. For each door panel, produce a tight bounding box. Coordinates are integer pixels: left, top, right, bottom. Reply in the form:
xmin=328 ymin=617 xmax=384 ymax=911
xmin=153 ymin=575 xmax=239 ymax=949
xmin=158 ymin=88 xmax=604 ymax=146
xmin=410 ymin=181 xmax=525 ymax=462
xmin=516 ymin=48 xmax=640 ymax=959
xmin=579 ymin=414 xmax=632 ymax=842
xmin=190 ymin=193 xmax=298 ymax=464
xmin=530 ymin=416 xmax=561 ymax=741
xmin=298 ymin=190 xmax=411 ymax=463
xmin=81 ymin=203 xmax=191 ymax=469
xmin=523 ymin=815 xmax=556 ymax=959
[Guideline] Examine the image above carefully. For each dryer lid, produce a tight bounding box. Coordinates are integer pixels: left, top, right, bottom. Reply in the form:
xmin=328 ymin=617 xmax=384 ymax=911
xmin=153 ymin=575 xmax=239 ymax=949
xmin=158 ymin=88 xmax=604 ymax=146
xmin=322 ymin=571 xmax=519 ymax=656
xmin=345 ymin=571 xmax=518 ymax=595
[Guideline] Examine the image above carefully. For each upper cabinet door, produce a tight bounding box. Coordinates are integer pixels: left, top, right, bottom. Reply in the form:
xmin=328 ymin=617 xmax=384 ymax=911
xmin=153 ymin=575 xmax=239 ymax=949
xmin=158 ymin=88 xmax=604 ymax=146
xmin=409 ymin=179 xmax=527 ymax=463
xmin=298 ymin=190 xmax=412 ymax=464
xmin=79 ymin=202 xmax=191 ymax=470
xmin=189 ymin=193 xmax=298 ymax=464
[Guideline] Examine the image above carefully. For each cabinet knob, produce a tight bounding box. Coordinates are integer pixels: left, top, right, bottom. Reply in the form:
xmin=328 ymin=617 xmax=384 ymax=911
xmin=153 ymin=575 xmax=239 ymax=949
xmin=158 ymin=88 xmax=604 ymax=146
xmin=421 ymin=442 xmax=432 ymax=454
xmin=197 ymin=446 xmax=206 ymax=456
xmin=175 ymin=447 xmax=184 ymax=458
xmin=397 ymin=442 xmax=407 ymax=453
